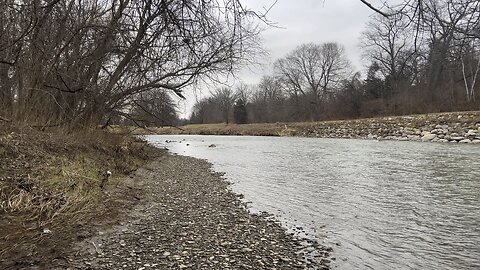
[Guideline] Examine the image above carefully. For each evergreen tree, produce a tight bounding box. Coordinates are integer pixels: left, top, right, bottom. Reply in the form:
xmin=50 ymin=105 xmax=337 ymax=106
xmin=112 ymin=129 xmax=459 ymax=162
xmin=233 ymin=99 xmax=248 ymax=124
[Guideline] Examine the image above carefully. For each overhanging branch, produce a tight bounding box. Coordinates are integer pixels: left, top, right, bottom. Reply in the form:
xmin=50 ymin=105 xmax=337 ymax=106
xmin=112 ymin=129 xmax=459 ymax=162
xmin=360 ymin=0 xmax=391 ymax=18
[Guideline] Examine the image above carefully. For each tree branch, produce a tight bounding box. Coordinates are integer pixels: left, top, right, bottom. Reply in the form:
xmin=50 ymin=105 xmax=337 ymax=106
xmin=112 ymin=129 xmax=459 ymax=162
xmin=360 ymin=0 xmax=391 ymax=18
xmin=0 ymin=115 xmax=11 ymax=122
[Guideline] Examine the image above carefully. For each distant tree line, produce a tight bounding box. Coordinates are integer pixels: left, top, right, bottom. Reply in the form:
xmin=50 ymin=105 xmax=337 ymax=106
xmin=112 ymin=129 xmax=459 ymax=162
xmin=191 ymin=0 xmax=480 ymax=124
xmin=0 ymin=0 xmax=261 ymax=129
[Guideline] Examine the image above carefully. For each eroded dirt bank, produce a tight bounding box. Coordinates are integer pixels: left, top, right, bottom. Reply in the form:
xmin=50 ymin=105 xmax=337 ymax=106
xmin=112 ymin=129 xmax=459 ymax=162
xmin=63 ymin=154 xmax=330 ymax=270
xmin=0 ymin=125 xmax=160 ymax=269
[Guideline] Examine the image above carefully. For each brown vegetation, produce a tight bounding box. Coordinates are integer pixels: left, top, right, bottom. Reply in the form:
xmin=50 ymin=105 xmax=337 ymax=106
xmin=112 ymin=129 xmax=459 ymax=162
xmin=0 ymin=124 xmax=160 ymax=268
xmin=149 ymin=111 xmax=480 ymax=140
xmin=0 ymin=0 xmax=261 ymax=129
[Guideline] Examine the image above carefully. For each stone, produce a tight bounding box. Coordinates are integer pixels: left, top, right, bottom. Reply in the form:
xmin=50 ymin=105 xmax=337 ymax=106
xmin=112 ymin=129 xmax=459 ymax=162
xmin=466 ymin=130 xmax=477 ymax=137
xmin=450 ymin=136 xmax=465 ymax=141
xmin=421 ymin=133 xmax=437 ymax=142
xmin=459 ymin=139 xmax=472 ymax=143
xmin=410 ymin=135 xmax=421 ymax=141
xmin=472 ymin=140 xmax=480 ymax=144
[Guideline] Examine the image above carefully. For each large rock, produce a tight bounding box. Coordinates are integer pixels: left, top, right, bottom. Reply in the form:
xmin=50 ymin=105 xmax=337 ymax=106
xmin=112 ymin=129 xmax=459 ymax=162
xmin=459 ymin=139 xmax=472 ymax=143
xmin=466 ymin=129 xmax=477 ymax=137
xmin=430 ymin=129 xmax=444 ymax=135
xmin=421 ymin=132 xmax=437 ymax=142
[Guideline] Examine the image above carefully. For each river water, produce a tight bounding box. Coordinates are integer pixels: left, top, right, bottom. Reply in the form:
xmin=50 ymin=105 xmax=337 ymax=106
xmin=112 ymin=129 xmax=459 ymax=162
xmin=146 ymin=135 xmax=480 ymax=270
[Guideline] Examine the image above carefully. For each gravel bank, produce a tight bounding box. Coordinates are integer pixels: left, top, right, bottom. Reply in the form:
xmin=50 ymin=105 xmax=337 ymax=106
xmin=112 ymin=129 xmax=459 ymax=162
xmin=63 ymin=154 xmax=330 ymax=270
xmin=295 ymin=111 xmax=480 ymax=143
xmin=148 ymin=111 xmax=480 ymax=144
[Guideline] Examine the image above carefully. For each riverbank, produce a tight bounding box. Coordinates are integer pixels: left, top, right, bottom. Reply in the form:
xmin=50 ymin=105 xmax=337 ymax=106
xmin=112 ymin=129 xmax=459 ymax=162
xmin=64 ymin=154 xmax=330 ymax=269
xmin=0 ymin=124 xmax=160 ymax=268
xmin=148 ymin=111 xmax=480 ymax=144
xmin=0 ymin=125 xmax=329 ymax=269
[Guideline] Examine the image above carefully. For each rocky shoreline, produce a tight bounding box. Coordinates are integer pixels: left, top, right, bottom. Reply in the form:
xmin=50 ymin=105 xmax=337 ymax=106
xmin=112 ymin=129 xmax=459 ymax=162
xmin=294 ymin=112 xmax=480 ymax=144
xmin=149 ymin=111 xmax=480 ymax=144
xmin=61 ymin=154 xmax=330 ymax=270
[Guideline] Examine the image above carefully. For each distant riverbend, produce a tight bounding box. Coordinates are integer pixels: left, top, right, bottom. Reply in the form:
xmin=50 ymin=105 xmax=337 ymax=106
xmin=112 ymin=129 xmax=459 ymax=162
xmin=144 ymin=111 xmax=480 ymax=144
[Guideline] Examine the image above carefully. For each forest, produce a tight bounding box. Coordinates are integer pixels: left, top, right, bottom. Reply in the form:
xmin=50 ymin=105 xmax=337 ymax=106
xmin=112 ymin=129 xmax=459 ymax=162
xmin=0 ymin=1 xmax=479 ymax=128
xmin=191 ymin=0 xmax=480 ymax=124
xmin=0 ymin=0 xmax=262 ymax=129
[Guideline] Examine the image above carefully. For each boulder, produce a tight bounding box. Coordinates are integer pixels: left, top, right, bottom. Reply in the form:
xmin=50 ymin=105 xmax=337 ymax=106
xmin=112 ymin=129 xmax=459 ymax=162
xmin=421 ymin=133 xmax=437 ymax=142
xmin=459 ymin=139 xmax=472 ymax=143
xmin=466 ymin=129 xmax=477 ymax=137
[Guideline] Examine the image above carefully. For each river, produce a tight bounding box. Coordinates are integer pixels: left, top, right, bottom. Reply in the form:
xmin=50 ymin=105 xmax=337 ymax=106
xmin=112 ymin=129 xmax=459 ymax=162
xmin=146 ymin=135 xmax=480 ymax=270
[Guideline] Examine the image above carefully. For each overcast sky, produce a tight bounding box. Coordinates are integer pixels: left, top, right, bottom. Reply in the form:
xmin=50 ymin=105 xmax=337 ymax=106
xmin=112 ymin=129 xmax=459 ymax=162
xmin=177 ymin=0 xmax=379 ymax=118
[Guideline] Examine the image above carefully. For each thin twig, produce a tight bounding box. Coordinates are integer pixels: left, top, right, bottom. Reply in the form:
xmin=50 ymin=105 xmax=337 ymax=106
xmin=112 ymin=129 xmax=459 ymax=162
xmin=0 ymin=115 xmax=11 ymax=122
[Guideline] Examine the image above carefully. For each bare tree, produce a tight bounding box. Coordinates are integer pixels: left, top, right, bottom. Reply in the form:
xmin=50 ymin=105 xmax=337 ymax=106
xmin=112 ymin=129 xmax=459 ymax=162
xmin=360 ymin=13 xmax=418 ymax=93
xmin=210 ymin=87 xmax=237 ymax=124
xmin=129 ymin=90 xmax=178 ymax=127
xmin=459 ymin=40 xmax=480 ymax=102
xmin=1 ymin=0 xmax=262 ymax=129
xmin=234 ymin=83 xmax=253 ymax=105
xmin=275 ymin=42 xmax=350 ymax=117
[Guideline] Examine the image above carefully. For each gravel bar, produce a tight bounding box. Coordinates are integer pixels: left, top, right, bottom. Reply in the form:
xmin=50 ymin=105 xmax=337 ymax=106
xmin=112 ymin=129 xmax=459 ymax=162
xmin=66 ymin=154 xmax=330 ymax=269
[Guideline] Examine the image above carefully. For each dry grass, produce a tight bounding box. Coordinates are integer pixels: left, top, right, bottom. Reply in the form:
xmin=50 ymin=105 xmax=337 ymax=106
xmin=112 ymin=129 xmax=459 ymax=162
xmin=0 ymin=124 xmax=161 ymax=264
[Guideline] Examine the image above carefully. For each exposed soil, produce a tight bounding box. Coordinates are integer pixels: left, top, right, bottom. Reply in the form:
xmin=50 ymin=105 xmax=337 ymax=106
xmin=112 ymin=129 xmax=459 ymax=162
xmin=0 ymin=124 xmax=160 ymax=269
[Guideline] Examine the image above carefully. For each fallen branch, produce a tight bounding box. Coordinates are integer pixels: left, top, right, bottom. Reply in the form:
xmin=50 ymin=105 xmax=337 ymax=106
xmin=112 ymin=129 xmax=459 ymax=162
xmin=0 ymin=115 xmax=11 ymax=122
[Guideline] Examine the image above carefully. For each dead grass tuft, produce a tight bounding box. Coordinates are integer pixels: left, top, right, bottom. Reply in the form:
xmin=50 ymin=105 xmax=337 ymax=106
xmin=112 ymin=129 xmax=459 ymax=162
xmin=0 ymin=123 xmax=161 ymax=264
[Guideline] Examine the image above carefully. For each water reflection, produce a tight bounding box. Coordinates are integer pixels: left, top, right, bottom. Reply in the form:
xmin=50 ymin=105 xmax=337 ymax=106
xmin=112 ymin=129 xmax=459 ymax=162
xmin=147 ymin=135 xmax=480 ymax=270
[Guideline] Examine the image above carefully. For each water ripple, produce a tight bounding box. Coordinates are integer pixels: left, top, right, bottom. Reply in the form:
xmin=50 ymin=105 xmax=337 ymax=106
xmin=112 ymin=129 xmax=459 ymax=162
xmin=148 ymin=135 xmax=480 ymax=270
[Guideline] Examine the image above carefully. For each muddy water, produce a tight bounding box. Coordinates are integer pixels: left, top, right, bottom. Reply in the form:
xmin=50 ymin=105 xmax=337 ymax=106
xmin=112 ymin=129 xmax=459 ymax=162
xmin=147 ymin=135 xmax=480 ymax=270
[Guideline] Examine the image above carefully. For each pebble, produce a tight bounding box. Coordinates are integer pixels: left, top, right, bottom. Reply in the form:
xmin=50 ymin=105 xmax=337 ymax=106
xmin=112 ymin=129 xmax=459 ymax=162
xmin=286 ymin=112 xmax=480 ymax=145
xmin=64 ymin=154 xmax=331 ymax=269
